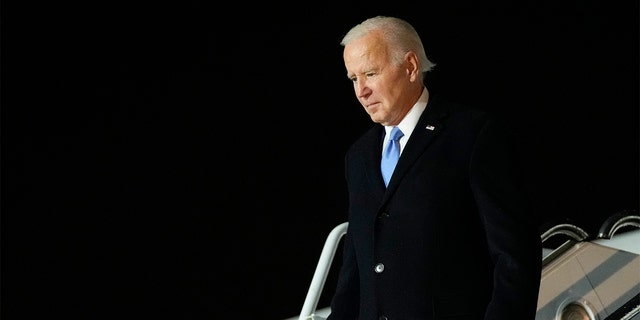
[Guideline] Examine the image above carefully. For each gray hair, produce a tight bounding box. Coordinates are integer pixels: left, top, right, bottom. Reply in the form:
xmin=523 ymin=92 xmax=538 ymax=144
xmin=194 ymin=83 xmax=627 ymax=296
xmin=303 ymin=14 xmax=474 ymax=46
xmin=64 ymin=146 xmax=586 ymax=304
xmin=340 ymin=16 xmax=436 ymax=74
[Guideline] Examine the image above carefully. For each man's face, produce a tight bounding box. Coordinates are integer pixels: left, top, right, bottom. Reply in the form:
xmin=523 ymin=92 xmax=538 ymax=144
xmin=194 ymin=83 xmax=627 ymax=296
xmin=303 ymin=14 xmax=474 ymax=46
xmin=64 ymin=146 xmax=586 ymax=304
xmin=343 ymin=32 xmax=416 ymax=126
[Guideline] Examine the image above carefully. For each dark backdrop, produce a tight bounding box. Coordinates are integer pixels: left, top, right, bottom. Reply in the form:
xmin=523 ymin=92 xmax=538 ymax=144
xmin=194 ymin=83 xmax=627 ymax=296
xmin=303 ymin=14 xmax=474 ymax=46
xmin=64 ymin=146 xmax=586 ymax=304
xmin=4 ymin=1 xmax=638 ymax=319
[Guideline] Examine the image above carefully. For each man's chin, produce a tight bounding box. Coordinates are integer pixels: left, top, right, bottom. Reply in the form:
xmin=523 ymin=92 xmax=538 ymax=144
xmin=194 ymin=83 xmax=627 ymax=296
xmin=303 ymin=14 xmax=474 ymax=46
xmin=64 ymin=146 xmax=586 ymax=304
xmin=368 ymin=113 xmax=383 ymax=124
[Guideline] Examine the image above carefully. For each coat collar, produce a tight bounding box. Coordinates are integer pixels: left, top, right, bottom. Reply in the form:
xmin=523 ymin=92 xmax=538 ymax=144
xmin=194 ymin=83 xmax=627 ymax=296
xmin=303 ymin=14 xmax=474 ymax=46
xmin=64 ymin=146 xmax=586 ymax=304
xmin=366 ymin=95 xmax=451 ymax=199
xmin=386 ymin=96 xmax=448 ymax=185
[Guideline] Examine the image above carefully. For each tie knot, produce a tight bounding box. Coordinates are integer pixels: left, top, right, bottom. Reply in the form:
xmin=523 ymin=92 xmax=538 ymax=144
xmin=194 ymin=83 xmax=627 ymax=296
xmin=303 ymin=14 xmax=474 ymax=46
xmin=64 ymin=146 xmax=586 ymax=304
xmin=389 ymin=127 xmax=404 ymax=141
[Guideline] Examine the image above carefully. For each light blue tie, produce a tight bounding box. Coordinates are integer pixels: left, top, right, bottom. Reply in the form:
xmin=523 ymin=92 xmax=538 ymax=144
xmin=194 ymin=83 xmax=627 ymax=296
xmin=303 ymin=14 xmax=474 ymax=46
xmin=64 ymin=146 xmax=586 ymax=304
xmin=381 ymin=127 xmax=404 ymax=187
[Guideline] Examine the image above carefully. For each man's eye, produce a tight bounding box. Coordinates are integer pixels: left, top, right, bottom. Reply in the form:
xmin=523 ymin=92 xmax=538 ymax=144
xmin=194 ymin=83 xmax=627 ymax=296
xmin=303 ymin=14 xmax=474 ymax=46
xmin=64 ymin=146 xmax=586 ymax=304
xmin=366 ymin=73 xmax=376 ymax=77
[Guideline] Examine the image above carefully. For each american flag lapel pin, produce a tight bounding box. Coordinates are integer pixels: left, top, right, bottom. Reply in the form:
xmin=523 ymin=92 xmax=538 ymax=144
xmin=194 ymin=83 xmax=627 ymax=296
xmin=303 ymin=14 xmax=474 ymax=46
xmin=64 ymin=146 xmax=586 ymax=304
xmin=425 ymin=125 xmax=435 ymax=130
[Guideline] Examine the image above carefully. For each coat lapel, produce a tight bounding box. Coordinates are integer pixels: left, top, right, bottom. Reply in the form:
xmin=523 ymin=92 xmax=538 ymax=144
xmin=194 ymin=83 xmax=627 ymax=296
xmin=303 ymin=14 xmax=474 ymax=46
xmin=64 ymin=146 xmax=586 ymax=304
xmin=356 ymin=96 xmax=451 ymax=201
xmin=360 ymin=125 xmax=387 ymax=197
xmin=384 ymin=96 xmax=449 ymax=193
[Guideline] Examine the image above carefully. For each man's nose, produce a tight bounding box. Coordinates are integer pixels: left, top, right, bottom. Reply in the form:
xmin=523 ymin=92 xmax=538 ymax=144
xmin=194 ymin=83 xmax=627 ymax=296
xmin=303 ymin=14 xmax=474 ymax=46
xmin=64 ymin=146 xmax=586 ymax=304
xmin=355 ymin=80 xmax=369 ymax=98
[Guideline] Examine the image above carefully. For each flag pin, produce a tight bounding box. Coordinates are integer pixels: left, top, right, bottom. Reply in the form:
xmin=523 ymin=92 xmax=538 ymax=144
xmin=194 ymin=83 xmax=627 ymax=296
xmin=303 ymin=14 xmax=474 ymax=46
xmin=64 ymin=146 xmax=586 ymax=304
xmin=425 ymin=125 xmax=435 ymax=130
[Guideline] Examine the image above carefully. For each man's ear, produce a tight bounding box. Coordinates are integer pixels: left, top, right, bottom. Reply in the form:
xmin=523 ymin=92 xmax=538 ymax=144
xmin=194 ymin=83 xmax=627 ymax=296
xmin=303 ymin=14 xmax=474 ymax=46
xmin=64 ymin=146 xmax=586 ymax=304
xmin=405 ymin=51 xmax=420 ymax=81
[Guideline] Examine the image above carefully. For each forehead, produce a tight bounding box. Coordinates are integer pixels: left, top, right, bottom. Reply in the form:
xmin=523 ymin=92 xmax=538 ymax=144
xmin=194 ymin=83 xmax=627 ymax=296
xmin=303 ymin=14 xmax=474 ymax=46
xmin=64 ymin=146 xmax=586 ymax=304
xmin=343 ymin=32 xmax=391 ymax=73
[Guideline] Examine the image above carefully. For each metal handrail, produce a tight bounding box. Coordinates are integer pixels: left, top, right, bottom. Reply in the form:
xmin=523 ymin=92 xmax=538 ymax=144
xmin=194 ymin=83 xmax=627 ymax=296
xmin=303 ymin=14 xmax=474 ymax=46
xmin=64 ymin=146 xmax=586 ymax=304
xmin=540 ymin=223 xmax=589 ymax=243
xmin=597 ymin=212 xmax=640 ymax=239
xmin=540 ymin=223 xmax=589 ymax=268
xmin=299 ymin=222 xmax=348 ymax=320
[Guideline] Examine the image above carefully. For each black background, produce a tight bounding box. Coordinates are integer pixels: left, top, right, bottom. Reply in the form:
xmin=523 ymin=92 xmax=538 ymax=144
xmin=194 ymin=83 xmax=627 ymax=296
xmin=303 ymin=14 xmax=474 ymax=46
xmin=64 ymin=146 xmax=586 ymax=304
xmin=4 ymin=1 xmax=638 ymax=319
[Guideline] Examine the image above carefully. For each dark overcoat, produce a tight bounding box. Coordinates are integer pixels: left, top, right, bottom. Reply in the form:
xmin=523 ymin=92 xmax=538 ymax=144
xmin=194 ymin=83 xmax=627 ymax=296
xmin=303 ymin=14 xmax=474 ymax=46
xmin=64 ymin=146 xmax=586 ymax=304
xmin=327 ymin=95 xmax=542 ymax=320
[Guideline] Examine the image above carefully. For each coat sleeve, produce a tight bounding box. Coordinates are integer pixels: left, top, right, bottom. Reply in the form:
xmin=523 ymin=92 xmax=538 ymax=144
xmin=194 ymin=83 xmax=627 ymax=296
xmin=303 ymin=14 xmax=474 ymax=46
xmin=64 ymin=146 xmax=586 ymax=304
xmin=469 ymin=117 xmax=542 ymax=319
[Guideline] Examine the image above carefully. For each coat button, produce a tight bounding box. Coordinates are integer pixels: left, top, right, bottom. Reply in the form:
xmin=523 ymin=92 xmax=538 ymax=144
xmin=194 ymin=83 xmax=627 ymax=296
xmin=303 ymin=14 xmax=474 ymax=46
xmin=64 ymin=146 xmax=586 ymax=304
xmin=374 ymin=263 xmax=385 ymax=273
xmin=378 ymin=211 xmax=390 ymax=218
